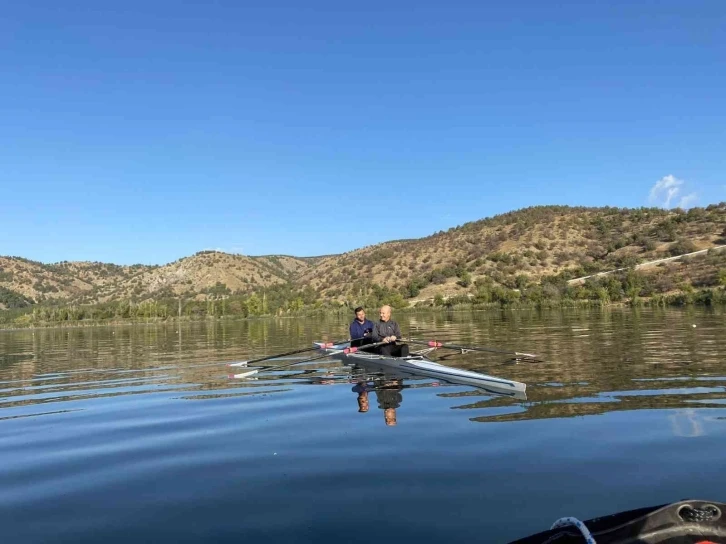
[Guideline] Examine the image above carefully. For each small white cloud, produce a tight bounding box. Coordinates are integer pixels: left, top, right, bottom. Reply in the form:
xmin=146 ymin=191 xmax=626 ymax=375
xmin=649 ymin=174 xmax=682 ymax=207
xmin=648 ymin=175 xmax=697 ymax=209
xmin=678 ymin=193 xmax=698 ymax=208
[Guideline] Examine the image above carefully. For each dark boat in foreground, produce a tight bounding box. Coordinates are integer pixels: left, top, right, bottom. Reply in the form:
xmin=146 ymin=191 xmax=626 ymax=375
xmin=509 ymin=500 xmax=726 ymax=543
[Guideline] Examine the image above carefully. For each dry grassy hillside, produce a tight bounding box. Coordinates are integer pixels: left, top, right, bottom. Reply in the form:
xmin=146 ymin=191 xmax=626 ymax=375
xmin=251 ymin=255 xmax=322 ymax=280
xmin=0 ymin=252 xmax=314 ymax=306
xmin=297 ymin=205 xmax=726 ymax=300
xmin=2 ymin=205 xmax=725 ymax=312
xmin=0 ymin=257 xmax=147 ymax=304
xmin=84 ymin=252 xmax=313 ymax=303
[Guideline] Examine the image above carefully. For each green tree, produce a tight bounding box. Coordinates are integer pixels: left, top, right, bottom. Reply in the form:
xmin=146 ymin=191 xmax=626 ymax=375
xmin=515 ymin=275 xmax=529 ymax=290
xmin=596 ymin=287 xmax=610 ymax=303
xmin=246 ymin=294 xmax=262 ymax=315
xmin=117 ymin=300 xmax=131 ymax=319
xmin=473 ymin=282 xmax=492 ymax=304
xmin=456 ymin=270 xmax=472 ymax=287
xmin=624 ymin=270 xmax=643 ymax=299
xmin=604 ymin=276 xmax=623 ymax=301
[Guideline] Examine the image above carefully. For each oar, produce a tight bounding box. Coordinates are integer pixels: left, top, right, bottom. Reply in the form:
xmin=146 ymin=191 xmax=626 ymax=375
xmin=227 ymin=340 xmax=349 ymax=368
xmin=229 ymin=341 xmax=389 ymax=379
xmin=404 ymin=338 xmax=539 ymax=360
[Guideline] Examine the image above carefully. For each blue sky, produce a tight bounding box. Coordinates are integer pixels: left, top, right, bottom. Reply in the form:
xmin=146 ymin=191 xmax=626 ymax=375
xmin=1 ymin=1 xmax=724 ymax=265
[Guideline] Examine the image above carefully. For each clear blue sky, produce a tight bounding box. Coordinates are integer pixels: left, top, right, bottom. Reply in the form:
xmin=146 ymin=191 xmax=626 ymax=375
xmin=1 ymin=1 xmax=724 ymax=265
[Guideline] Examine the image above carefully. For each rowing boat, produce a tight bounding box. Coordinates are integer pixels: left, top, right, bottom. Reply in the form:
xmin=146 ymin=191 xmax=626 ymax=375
xmin=314 ymin=342 xmax=527 ymax=399
xmin=509 ymin=499 xmax=726 ymax=543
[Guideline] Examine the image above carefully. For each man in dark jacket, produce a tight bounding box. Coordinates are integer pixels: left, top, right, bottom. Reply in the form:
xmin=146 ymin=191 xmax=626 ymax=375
xmin=349 ymin=306 xmax=375 ymax=347
xmin=372 ymin=305 xmax=409 ymax=357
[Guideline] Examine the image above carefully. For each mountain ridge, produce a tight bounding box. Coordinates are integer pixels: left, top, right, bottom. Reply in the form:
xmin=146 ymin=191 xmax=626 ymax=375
xmin=2 ymin=204 xmax=726 ymax=313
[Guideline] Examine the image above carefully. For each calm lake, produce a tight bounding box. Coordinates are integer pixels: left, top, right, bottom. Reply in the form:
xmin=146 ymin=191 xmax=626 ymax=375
xmin=1 ymin=307 xmax=725 ymax=543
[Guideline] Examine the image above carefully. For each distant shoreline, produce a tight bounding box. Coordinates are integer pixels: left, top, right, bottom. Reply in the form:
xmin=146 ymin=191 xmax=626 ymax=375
xmin=2 ymin=294 xmax=724 ymax=331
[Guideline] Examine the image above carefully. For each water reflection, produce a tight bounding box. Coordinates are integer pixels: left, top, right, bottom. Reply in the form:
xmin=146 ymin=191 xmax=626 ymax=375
xmin=350 ymin=368 xmax=452 ymax=427
xmin=351 ymin=378 xmax=403 ymax=426
xmin=4 ymin=309 xmax=726 ymax=543
xmin=373 ymin=380 xmax=403 ymax=427
xmin=0 ymin=307 xmax=724 ymax=426
xmin=303 ymin=366 xmax=449 ymax=426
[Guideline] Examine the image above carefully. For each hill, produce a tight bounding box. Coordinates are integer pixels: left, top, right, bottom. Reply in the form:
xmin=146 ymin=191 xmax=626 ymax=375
xmin=301 ymin=204 xmax=726 ymax=303
xmin=0 ymin=252 xmax=315 ymax=308
xmin=2 ymin=204 xmax=726 ymax=322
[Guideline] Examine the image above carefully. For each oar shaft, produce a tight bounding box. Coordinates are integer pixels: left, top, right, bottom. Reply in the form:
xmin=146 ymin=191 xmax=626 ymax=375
xmin=229 ymin=341 xmax=388 ymax=379
xmin=229 ymin=339 xmax=348 ymax=367
xmin=230 ymin=351 xmax=333 ymax=379
xmin=405 ymin=338 xmax=537 ymax=359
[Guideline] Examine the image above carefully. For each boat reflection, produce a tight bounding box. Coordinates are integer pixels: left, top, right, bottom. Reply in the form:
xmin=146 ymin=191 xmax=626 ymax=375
xmin=302 ymin=355 xmax=530 ymax=426
xmin=344 ymin=359 xmax=525 ymax=426
xmin=351 ymin=378 xmax=404 ymax=426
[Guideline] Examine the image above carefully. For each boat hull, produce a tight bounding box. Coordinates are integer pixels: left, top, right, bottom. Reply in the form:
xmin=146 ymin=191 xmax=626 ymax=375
xmin=509 ymin=500 xmax=726 ymax=544
xmin=316 ymin=343 xmax=526 ymax=398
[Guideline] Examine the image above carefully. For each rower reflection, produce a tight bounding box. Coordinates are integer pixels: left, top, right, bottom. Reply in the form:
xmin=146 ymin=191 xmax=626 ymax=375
xmin=377 ymin=379 xmax=403 ymax=426
xmin=351 ymin=381 xmax=370 ymax=412
xmin=352 ymin=376 xmax=404 ymax=426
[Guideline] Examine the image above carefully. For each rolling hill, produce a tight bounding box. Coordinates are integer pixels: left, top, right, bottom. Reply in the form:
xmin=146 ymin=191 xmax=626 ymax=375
xmin=0 ymin=252 xmax=316 ymax=309
xmin=2 ymin=204 xmax=725 ymax=314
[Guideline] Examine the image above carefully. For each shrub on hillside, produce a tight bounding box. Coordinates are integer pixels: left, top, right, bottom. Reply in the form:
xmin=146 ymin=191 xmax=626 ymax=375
xmin=669 ymin=239 xmax=698 ymax=257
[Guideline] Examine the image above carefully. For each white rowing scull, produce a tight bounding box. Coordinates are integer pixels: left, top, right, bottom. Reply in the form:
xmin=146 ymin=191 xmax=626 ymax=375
xmin=314 ymin=342 xmax=526 ymax=399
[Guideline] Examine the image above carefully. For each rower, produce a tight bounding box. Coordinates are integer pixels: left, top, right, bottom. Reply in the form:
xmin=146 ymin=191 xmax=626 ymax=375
xmin=349 ymin=306 xmax=375 ymax=348
xmin=372 ymin=305 xmax=409 ymax=357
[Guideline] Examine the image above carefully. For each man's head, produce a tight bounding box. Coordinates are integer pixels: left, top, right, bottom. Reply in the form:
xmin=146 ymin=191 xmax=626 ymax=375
xmin=379 ymin=305 xmax=392 ymax=322
xmin=354 ymin=306 xmax=366 ymax=322
xmin=384 ymin=407 xmax=397 ymax=426
xmin=357 ymin=393 xmax=369 ymax=413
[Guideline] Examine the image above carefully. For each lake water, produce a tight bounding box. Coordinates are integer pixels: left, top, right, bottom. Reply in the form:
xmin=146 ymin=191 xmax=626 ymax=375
xmin=1 ymin=308 xmax=725 ymax=543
